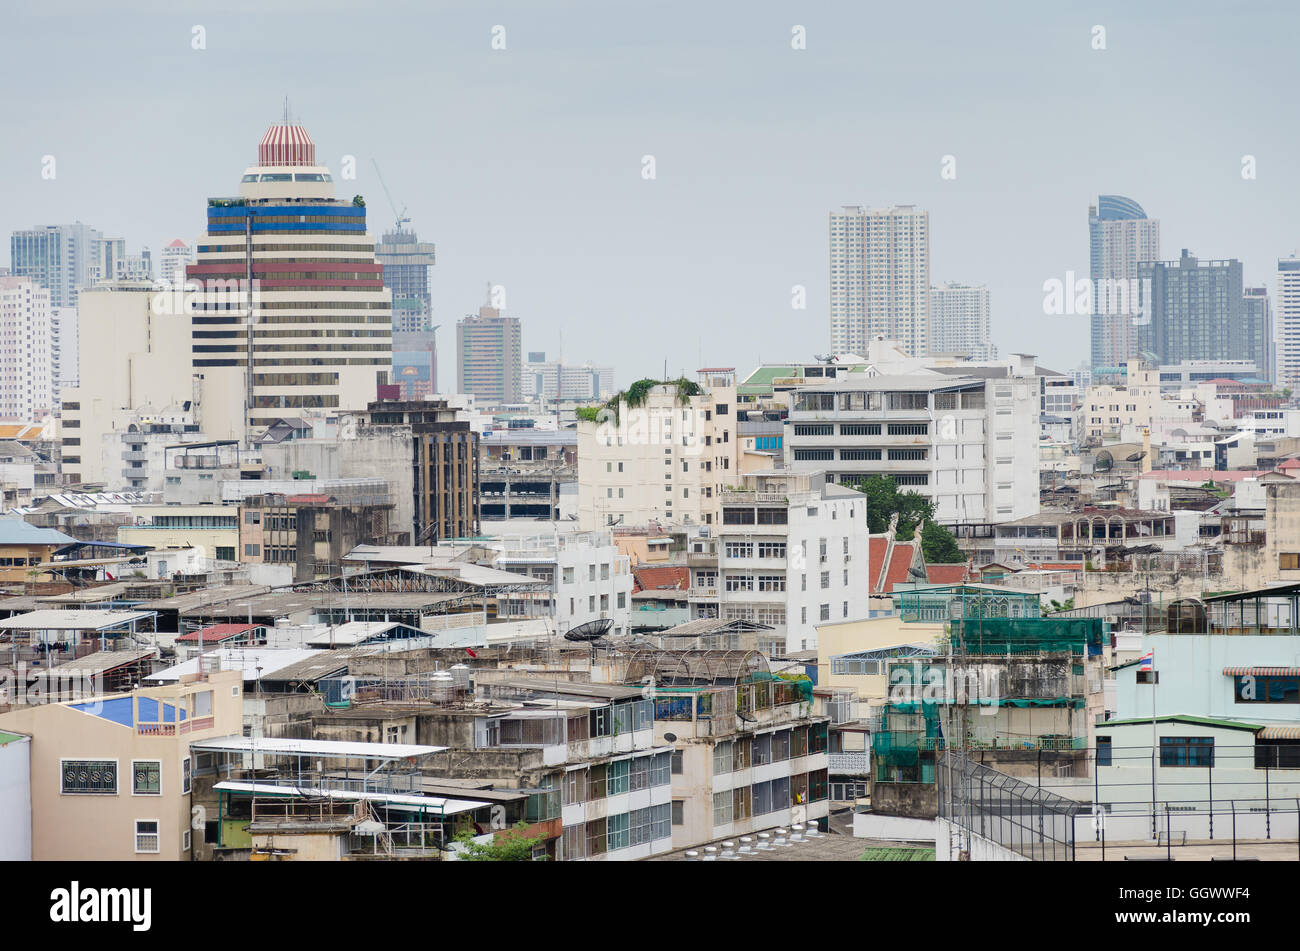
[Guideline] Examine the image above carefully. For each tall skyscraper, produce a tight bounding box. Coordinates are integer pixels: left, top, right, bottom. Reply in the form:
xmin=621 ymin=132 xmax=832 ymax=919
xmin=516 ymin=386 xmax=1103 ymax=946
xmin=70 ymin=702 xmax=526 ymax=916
xmin=1089 ymin=195 xmax=1160 ymax=369
xmin=0 ymin=277 xmax=53 ymax=420
xmin=1276 ymin=256 xmax=1300 ymax=390
xmin=930 ymin=282 xmax=995 ymax=360
xmin=1241 ymin=286 xmax=1274 ymax=383
xmin=188 ymin=120 xmax=393 ymax=439
xmin=830 ymin=205 xmax=930 ymax=358
xmin=375 ymin=228 xmax=436 ymax=333
xmin=457 ymin=302 xmax=521 ymax=405
xmin=10 ymin=222 xmax=104 ymax=309
xmin=1136 ymin=250 xmax=1243 ymax=367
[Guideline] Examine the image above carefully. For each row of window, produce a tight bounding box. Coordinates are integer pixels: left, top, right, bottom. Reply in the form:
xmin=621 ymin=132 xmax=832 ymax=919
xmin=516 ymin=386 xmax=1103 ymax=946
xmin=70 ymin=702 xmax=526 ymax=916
xmin=711 ymin=769 xmax=830 ymax=826
xmin=561 ymin=803 xmax=672 ymax=858
xmin=61 ymin=757 xmax=190 ymax=796
xmin=562 ymin=752 xmax=673 ymax=804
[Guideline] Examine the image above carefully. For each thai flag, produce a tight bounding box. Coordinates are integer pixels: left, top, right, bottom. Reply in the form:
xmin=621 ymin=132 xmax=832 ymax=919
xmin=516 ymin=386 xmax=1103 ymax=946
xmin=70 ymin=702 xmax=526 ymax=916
xmin=1139 ymin=651 xmax=1154 ymax=671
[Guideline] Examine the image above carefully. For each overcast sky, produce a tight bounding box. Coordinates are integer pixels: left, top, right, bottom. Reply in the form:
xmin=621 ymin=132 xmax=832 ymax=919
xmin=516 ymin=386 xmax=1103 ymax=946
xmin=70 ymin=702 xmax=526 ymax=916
xmin=4 ymin=0 xmax=1297 ymax=385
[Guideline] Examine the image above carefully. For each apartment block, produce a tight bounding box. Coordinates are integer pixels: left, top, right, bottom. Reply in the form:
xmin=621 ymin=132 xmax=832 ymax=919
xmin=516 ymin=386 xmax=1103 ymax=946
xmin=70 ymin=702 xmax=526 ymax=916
xmin=577 ymin=370 xmax=741 ymax=530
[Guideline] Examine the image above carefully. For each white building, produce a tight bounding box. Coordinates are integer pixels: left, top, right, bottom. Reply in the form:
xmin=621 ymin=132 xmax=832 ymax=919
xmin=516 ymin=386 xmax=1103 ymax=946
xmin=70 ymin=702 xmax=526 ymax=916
xmin=474 ymin=527 xmax=634 ymax=638
xmin=60 ymin=281 xmax=197 ymax=487
xmin=523 ymin=356 xmax=616 ymax=401
xmin=0 ymin=277 xmax=53 ymax=421
xmin=784 ymin=359 xmax=1041 ymax=525
xmin=1277 ymin=255 xmax=1300 ymax=390
xmin=51 ymin=306 xmax=78 ymax=404
xmin=715 ymin=469 xmax=867 ymax=655
xmin=577 ymin=370 xmax=742 ymax=531
xmin=830 ymin=205 xmax=931 ymax=358
xmin=930 ymin=282 xmax=994 ymax=360
xmin=100 ymin=406 xmax=209 ymax=493
xmin=157 ymin=239 xmax=194 ymax=289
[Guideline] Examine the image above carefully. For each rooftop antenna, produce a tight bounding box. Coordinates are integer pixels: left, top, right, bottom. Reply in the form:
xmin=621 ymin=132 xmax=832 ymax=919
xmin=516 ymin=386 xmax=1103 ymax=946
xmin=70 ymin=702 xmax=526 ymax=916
xmin=283 ymin=97 xmax=290 ymax=125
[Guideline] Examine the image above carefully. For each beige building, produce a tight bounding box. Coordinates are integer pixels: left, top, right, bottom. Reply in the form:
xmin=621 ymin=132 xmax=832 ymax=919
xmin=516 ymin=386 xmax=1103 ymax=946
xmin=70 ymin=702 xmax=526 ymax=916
xmin=577 ymin=370 xmax=742 ymax=531
xmin=0 ymin=669 xmax=242 ymax=860
xmin=118 ymin=504 xmax=240 ymax=563
xmin=1082 ymin=359 xmax=1197 ymax=440
xmin=60 ymin=282 xmax=197 ymax=486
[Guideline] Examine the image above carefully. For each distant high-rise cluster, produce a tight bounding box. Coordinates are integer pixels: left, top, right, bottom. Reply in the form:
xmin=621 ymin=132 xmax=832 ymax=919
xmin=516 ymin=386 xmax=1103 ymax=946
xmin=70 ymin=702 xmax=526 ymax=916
xmin=829 ymin=205 xmax=930 ymax=358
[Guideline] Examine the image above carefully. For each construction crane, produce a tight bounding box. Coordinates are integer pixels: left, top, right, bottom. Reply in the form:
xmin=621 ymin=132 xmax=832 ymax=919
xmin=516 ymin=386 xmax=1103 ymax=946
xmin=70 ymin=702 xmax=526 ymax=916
xmin=371 ymin=159 xmax=410 ymax=233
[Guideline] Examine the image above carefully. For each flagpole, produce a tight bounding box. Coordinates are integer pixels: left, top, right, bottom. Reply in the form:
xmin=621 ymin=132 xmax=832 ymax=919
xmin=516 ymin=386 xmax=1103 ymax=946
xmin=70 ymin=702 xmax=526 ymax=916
xmin=1150 ymin=647 xmax=1157 ymax=832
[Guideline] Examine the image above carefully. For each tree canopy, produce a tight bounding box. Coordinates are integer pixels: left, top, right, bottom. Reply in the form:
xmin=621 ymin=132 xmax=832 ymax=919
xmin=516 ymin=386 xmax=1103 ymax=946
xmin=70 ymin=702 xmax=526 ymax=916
xmin=453 ymin=822 xmax=547 ymax=861
xmin=848 ymin=474 xmax=965 ymax=564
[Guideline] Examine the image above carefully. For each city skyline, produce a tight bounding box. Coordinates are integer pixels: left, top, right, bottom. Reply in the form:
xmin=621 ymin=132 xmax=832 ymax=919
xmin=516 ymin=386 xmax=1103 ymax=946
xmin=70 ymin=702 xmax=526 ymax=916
xmin=4 ymin=2 xmax=1299 ymax=385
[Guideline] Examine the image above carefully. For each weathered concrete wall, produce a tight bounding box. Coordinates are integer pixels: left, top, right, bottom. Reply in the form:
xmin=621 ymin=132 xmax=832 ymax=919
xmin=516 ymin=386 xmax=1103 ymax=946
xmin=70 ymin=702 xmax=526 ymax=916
xmin=871 ymin=781 xmax=938 ymax=819
xmin=262 ymin=431 xmax=416 ymax=542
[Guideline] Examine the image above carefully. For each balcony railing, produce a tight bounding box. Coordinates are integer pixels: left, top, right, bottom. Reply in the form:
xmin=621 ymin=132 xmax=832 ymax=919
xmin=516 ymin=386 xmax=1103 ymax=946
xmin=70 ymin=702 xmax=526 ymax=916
xmin=136 ymin=715 xmax=214 ymax=736
xmin=828 ymin=751 xmax=870 ymax=775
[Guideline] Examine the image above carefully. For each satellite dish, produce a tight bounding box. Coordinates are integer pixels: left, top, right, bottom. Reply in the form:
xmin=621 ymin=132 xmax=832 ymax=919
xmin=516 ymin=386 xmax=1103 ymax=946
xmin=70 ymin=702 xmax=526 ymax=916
xmin=563 ymin=618 xmax=614 ymax=642
xmin=737 ymin=710 xmax=756 ymax=723
xmin=663 ymin=732 xmax=677 ymax=743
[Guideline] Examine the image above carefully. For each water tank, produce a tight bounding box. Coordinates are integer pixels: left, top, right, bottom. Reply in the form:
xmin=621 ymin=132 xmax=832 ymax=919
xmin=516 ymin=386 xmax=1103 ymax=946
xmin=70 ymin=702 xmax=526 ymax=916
xmin=429 ymin=672 xmax=455 ymax=703
xmin=450 ymin=664 xmax=471 ymax=693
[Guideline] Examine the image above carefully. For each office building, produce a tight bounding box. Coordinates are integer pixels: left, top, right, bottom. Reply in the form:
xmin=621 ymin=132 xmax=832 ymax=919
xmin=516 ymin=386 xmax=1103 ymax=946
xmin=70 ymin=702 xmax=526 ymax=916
xmin=1088 ymin=195 xmax=1160 ymax=368
xmin=158 ymin=239 xmax=194 ymax=288
xmin=830 ymin=205 xmax=930 ymax=358
xmin=374 ymin=229 xmax=436 ymax=333
xmin=457 ymin=303 xmax=521 ymax=406
xmin=188 ymin=121 xmax=393 ymax=440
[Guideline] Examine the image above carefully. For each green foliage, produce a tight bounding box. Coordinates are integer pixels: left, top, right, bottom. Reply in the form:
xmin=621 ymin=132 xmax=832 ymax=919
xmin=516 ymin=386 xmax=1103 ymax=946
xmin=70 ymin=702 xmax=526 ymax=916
xmin=847 ymin=474 xmax=934 ymax=540
xmin=352 ymin=195 xmax=365 ymax=207
xmin=575 ymin=406 xmax=603 ymax=423
xmin=595 ymin=377 xmax=705 ymax=424
xmin=1048 ymin=598 xmax=1076 ymax=613
xmin=920 ymin=520 xmax=964 ymax=564
xmin=453 ymin=822 xmax=547 ymax=861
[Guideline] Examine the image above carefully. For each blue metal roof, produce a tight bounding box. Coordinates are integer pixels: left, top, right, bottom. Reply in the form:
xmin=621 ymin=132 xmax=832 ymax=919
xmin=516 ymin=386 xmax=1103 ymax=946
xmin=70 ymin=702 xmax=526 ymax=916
xmin=0 ymin=518 xmax=77 ymax=546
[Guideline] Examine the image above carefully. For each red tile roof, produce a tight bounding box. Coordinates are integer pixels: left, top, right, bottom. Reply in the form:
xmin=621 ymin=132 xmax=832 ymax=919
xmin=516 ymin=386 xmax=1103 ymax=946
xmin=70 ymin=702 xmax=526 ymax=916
xmin=632 ymin=565 xmax=689 ymax=593
xmin=880 ymin=542 xmax=918 ymax=594
xmin=868 ymin=537 xmax=889 ymax=590
xmin=925 ymin=564 xmax=970 ymax=585
xmin=1279 ymin=458 xmax=1300 ymax=470
xmin=286 ymin=493 xmax=333 ymax=504
xmin=176 ymin=623 xmax=260 ymax=643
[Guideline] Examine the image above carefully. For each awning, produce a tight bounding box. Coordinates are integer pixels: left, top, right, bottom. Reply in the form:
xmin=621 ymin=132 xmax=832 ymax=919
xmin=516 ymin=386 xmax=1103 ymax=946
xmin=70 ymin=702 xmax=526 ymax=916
xmin=1222 ymin=667 xmax=1300 ymax=677
xmin=1258 ymin=726 xmax=1300 ymax=740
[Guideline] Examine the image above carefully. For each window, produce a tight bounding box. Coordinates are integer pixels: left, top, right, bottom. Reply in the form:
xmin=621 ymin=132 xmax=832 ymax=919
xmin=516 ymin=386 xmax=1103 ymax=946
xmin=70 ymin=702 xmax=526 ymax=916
xmin=757 ymin=575 xmax=785 ymax=592
xmin=671 ymin=801 xmax=685 ymax=825
xmin=61 ymin=759 xmax=117 ymax=795
xmin=820 ymin=571 xmax=830 ymax=589
xmin=1234 ymin=675 xmax=1300 ymax=703
xmin=758 ymin=541 xmax=786 ymax=558
xmin=132 ymin=760 xmax=161 ymax=796
xmin=671 ymin=750 xmax=683 ymax=774
xmin=1281 ymin=553 xmax=1300 ymax=570
xmin=725 ymin=574 xmax=754 ymax=592
xmin=182 ymin=757 xmax=191 ymax=794
xmin=713 ymin=790 xmax=733 ymax=826
xmin=726 ymin=542 xmax=754 ymax=558
xmin=1096 ymin=737 xmax=1112 ymax=767
xmin=1160 ymin=736 xmax=1214 ymax=767
xmin=712 ymin=740 xmax=733 ymax=775
xmin=183 ymin=829 xmax=191 ymax=852
xmin=135 ymin=820 xmax=160 ymax=854
xmin=820 ymin=604 xmax=830 ymax=621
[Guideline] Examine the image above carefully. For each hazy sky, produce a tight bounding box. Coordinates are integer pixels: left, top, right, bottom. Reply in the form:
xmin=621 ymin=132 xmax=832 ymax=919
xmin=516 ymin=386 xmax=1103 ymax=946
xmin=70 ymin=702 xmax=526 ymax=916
xmin=4 ymin=0 xmax=1298 ymax=386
